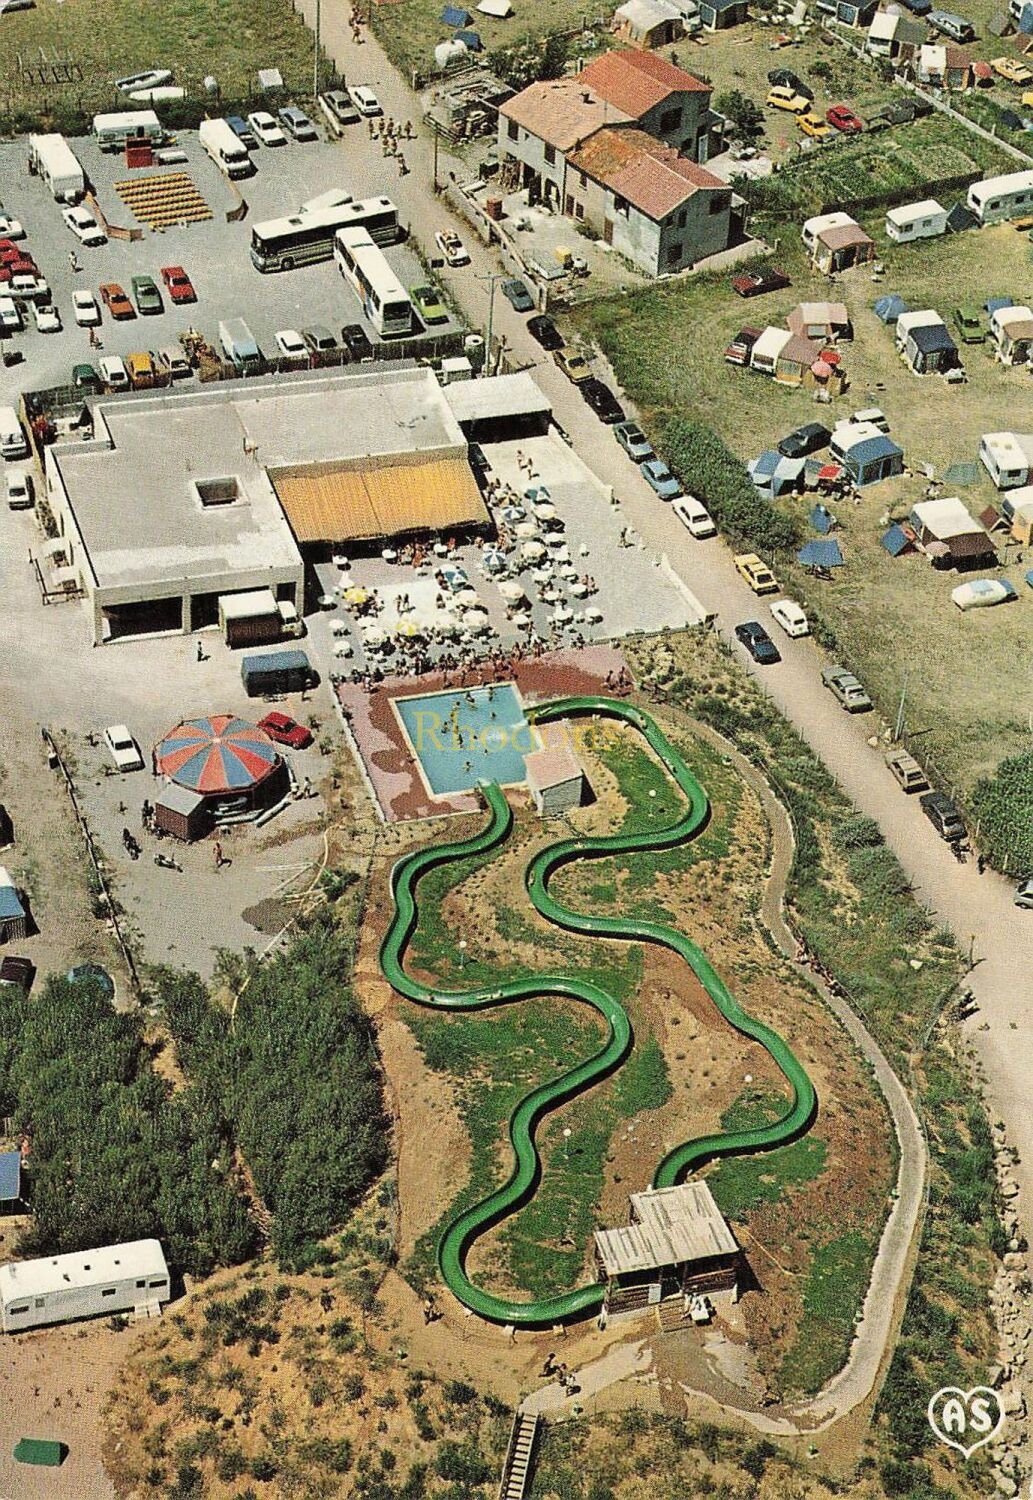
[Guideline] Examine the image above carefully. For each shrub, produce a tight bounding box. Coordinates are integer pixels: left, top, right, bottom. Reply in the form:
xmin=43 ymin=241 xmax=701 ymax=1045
xmin=833 ymin=815 xmax=884 ymax=851
xmin=969 ymin=748 xmax=1033 ymax=874
xmin=659 ymin=417 xmax=799 ymax=553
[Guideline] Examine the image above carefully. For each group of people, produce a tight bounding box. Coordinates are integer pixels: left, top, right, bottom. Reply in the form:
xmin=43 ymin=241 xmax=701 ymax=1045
xmin=370 ymin=115 xmax=414 ymax=175
xmin=602 ymin=667 xmax=633 ymax=695
xmin=540 ymin=1352 xmax=580 ymax=1395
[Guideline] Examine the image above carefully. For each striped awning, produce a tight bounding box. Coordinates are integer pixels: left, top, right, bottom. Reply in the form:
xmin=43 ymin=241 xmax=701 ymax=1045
xmin=273 ymin=457 xmax=489 ymax=544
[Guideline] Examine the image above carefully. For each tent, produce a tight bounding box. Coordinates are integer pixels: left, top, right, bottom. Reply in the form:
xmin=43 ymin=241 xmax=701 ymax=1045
xmin=945 ymin=202 xmax=978 ymax=233
xmin=155 ymin=716 xmax=280 ymax=794
xmin=455 ymin=27 xmax=483 ymax=48
xmin=985 ymin=296 xmax=1014 ymax=315
xmin=881 ymin=523 xmax=914 ymax=556
xmin=797 ymin=538 xmax=845 ymax=568
xmin=440 ymin=3 xmax=470 ymax=20
xmin=873 ymin=293 xmax=908 ymax=324
xmin=477 ymin=0 xmax=513 ymax=13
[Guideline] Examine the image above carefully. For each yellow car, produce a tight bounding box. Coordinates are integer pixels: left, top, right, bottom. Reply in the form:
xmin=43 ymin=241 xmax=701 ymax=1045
xmin=994 ymin=56 xmax=1033 ymax=84
xmin=553 ymin=347 xmax=592 ymax=384
xmin=126 ymin=350 xmax=156 ymax=389
xmin=734 ymin=553 xmax=779 ymax=595
xmin=798 ymin=111 xmax=829 ymax=139
xmin=766 ymin=84 xmax=810 ymax=114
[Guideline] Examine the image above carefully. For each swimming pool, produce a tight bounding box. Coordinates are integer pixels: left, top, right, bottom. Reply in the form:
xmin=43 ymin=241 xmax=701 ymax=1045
xmin=393 ymin=684 xmax=537 ymax=796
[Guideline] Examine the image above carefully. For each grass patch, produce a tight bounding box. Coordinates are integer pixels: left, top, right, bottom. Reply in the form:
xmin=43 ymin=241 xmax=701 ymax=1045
xmin=779 ymin=1231 xmax=879 ymax=1395
xmin=705 ymin=1091 xmax=827 ymax=1220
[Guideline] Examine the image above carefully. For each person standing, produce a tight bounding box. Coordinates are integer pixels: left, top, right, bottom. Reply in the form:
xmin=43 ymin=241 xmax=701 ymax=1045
xmin=213 ymin=840 xmax=224 ymax=869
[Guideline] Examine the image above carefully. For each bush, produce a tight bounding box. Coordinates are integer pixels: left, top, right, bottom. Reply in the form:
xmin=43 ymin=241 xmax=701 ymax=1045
xmin=833 ymin=815 xmax=884 ymax=851
xmin=969 ymin=748 xmax=1033 ymax=875
xmin=659 ymin=417 xmax=799 ymax=553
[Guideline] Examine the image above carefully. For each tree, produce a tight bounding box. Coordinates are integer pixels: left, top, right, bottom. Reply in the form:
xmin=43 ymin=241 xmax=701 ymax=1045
xmin=714 ymin=89 xmax=764 ymax=140
xmin=970 ymin=748 xmax=1033 ymax=874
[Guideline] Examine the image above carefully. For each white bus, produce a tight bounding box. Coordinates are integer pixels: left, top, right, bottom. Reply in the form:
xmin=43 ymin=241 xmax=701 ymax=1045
xmin=334 ymin=227 xmax=412 ymax=338
xmin=250 ymin=195 xmax=399 ymax=272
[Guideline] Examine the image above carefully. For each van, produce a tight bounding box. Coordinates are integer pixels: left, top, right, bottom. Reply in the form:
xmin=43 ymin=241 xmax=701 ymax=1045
xmin=241 ymin=649 xmax=318 ymax=697
xmin=0 ymin=405 xmax=28 ymax=460
xmin=198 ymin=118 xmax=254 ymax=180
xmin=928 ymin=8 xmax=975 ymax=39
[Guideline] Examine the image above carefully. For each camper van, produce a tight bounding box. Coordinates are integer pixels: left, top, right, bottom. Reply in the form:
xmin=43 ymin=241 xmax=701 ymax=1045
xmin=198 ymin=118 xmax=254 ymax=180
xmin=27 ymin=134 xmax=85 ymax=203
xmin=0 ymin=405 xmax=29 ymax=460
xmin=92 ymin=110 xmax=164 ymax=152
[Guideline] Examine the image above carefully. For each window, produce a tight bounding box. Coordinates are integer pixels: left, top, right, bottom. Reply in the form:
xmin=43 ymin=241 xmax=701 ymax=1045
xmin=34 ymin=1298 xmax=45 ymax=1308
xmin=574 ymin=201 xmax=585 ymax=221
xmin=101 ymin=1288 xmax=117 ymax=1298
xmin=507 ymin=119 xmax=519 ymax=142
xmin=613 ymin=195 xmax=628 ymax=216
xmin=579 ymin=172 xmax=587 ymax=189
xmin=149 ymin=1279 xmax=168 ymax=1288
xmin=544 ymin=143 xmax=555 ymax=166
xmin=677 ymin=209 xmax=687 ymax=228
xmin=666 ymin=243 xmax=683 ymax=266
xmin=195 ymin=477 xmax=241 ymax=507
xmin=660 ymin=107 xmax=682 ymax=133
xmin=136 ymin=1279 xmax=146 ymax=1288
xmin=8 ymin=1304 xmax=28 ymax=1316
xmin=709 ymin=194 xmax=730 ymax=216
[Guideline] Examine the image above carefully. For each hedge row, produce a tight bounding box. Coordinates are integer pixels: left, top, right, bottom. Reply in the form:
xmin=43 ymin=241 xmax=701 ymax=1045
xmin=659 ymin=415 xmax=799 ymax=554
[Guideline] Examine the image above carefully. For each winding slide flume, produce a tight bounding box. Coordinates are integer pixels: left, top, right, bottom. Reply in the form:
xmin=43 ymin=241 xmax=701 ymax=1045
xmin=379 ymin=696 xmax=817 ymax=1326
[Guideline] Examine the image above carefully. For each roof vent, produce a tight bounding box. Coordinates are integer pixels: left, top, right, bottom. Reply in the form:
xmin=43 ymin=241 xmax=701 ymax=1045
xmin=195 ymin=476 xmax=242 ymax=507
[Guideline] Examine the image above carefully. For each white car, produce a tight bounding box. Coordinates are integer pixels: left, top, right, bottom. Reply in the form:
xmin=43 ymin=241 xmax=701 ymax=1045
xmin=99 ymin=355 xmax=130 ymax=391
xmin=5 ymin=468 xmax=33 ymax=510
xmin=31 ymin=301 xmax=61 ymax=333
xmin=0 ymin=295 xmax=20 ymax=332
xmin=348 ymin=85 xmax=382 ymax=117
xmin=247 ymin=111 xmax=287 ymax=146
xmin=435 ymin=229 xmax=470 ymax=267
xmin=62 ymin=205 xmax=106 ymax=246
xmin=157 ymin=344 xmax=191 ymax=379
xmin=0 ymin=214 xmax=25 ymax=241
xmin=103 ymin=724 xmax=144 ymax=773
xmin=275 ymin=328 xmax=307 ymax=359
xmin=672 ymin=495 xmax=716 ymax=539
xmin=72 ymin=288 xmax=100 ymax=327
xmin=769 ymin=598 xmax=809 ymax=637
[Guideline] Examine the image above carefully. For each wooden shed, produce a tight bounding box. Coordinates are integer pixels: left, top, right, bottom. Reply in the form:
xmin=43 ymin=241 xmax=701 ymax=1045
xmin=0 ymin=870 xmax=28 ymax=945
xmin=594 ymin=1180 xmax=742 ymax=1317
xmin=154 ymin=782 xmax=211 ymax=843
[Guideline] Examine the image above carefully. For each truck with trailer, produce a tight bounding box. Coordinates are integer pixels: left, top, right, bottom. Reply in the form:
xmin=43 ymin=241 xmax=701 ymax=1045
xmin=27 ymin=134 xmax=85 ymax=202
xmin=198 ymin=118 xmax=254 ymax=180
xmin=93 ymin=109 xmax=164 ymax=152
xmin=218 ymin=318 xmax=262 ymax=374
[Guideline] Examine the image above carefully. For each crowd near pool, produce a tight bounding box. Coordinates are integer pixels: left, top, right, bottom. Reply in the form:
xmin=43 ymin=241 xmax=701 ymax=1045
xmin=393 ymin=684 xmax=535 ymax=795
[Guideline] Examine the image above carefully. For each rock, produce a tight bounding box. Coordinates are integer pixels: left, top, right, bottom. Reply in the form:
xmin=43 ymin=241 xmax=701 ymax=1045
xmin=988 ymin=1365 xmax=1005 ymax=1388
xmin=1003 ymin=1388 xmax=1027 ymax=1417
xmin=997 ymin=1477 xmax=1018 ymax=1497
xmin=1002 ymin=1181 xmax=1021 ymax=1199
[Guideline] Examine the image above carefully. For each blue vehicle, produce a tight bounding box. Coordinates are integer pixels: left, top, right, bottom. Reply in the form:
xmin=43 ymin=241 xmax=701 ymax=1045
xmin=226 ymin=114 xmax=258 ymax=149
xmin=641 ymin=457 xmax=681 ymax=500
xmin=735 ymin=620 xmax=781 ymax=666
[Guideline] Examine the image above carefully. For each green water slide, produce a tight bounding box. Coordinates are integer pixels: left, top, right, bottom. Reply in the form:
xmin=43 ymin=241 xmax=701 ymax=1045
xmin=379 ymin=696 xmax=817 ymax=1326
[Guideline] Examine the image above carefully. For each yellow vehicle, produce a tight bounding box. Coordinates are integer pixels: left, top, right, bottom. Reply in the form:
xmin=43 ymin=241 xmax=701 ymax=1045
xmin=766 ymin=84 xmax=810 ymax=114
xmin=798 ymin=111 xmax=829 ymax=139
xmin=994 ymin=56 xmax=1033 ymax=84
xmin=553 ymin=347 xmax=592 ymax=383
xmin=734 ymin=552 xmax=779 ymax=595
xmin=126 ymin=350 xmax=156 ymax=389
xmin=1021 ymin=89 xmax=1033 ymax=108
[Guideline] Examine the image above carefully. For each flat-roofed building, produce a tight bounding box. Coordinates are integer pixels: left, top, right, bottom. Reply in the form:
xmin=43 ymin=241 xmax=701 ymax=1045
xmin=524 ymin=727 xmax=585 ymax=816
xmin=595 ymin=1180 xmax=742 ymax=1316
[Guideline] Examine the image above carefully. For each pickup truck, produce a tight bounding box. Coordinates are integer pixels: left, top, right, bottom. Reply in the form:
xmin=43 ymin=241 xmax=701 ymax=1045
xmin=885 ymin=748 xmax=928 ymax=792
xmin=821 ymin=665 xmax=872 ymax=712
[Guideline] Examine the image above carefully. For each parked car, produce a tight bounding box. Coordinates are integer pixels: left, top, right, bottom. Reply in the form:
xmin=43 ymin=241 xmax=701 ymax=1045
xmin=31 ymin=300 xmax=60 ymax=333
xmin=435 ymin=229 xmax=470 ymax=267
xmin=731 ymin=268 xmax=791 ymax=298
xmin=672 ymin=496 xmax=716 ymax=538
xmin=100 ymin=282 xmax=135 ymax=319
xmin=62 ymin=205 xmax=106 ymax=246
xmin=131 ymin=274 xmax=163 ymax=314
xmin=951 ymin=578 xmax=1018 ymax=609
xmin=725 ymin=325 xmax=762 ymax=364
xmin=851 ymin=405 xmax=889 ymax=432
xmin=952 ymin=304 xmax=985 ymax=343
xmin=258 ymin=712 xmax=314 ymax=749
xmin=885 ymin=748 xmax=928 ymax=792
xmin=766 ymin=84 xmax=810 ymax=113
xmin=99 ymin=355 xmax=130 ymax=391
xmin=920 ymin=789 xmax=966 ymax=841
xmin=341 ymin=323 xmax=374 ymax=361
xmin=999 ymin=106 xmax=1025 ymax=131
xmin=641 ymin=457 xmax=680 ymax=500
xmin=778 ymin=422 xmax=831 ymax=459
xmin=126 ymin=350 xmax=156 ymax=388
xmin=226 ymin=114 xmax=258 ymax=148
xmin=735 ymin=552 xmax=779 ymax=594
xmin=1014 ymin=876 xmax=1033 ymax=909
xmin=992 ymin=56 xmax=1033 ymax=83
xmin=411 ymin=283 xmax=448 ymax=325
xmin=614 ymin=420 xmax=654 ymax=462
xmin=527 ymin=314 xmax=564 ymax=350
xmin=275 ymin=328 xmax=307 ymax=359
xmin=0 ymin=955 xmax=34 ymax=995
xmin=103 ymin=724 xmax=144 ymax=772
xmin=898 ymin=0 xmax=931 ymax=12
xmin=348 ymin=84 xmax=383 ymax=117
xmin=160 ymin=264 xmax=196 ymax=303
xmin=769 ymin=598 xmax=809 ymax=636
xmin=247 ymin=110 xmax=287 ymax=146
xmin=302 ymin=325 xmax=337 ymax=354
xmin=0 ymin=294 xmax=19 ymax=331
xmin=320 ymin=89 xmax=360 ymax=127
xmin=5 ymin=467 xmax=33 ymax=509
xmin=71 ymin=362 xmax=103 ymax=393
xmin=501 ymin=278 xmax=534 ymax=312
xmin=735 ymin=620 xmax=781 ymax=664
xmin=155 ymin=345 xmax=189 ymax=380
xmin=580 ymin=377 xmax=624 ymax=424
xmin=0 ymin=214 xmax=25 ymax=241
xmin=798 ymin=111 xmax=829 ymax=139
xmin=72 ymin=288 xmax=100 ymax=326
xmin=279 ymin=105 xmax=318 ymax=141
xmin=554 ymin=348 xmax=592 ymax=383
xmin=826 ymin=104 xmax=864 ymax=133
xmin=821 ymin=664 xmax=872 ymax=711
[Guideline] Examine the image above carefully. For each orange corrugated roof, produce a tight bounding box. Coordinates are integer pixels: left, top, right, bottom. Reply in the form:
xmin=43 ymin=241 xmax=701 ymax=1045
xmin=273 ymin=458 xmax=488 ymax=544
xmin=579 ymin=49 xmax=710 ymax=117
xmin=568 ymin=127 xmax=724 ymax=220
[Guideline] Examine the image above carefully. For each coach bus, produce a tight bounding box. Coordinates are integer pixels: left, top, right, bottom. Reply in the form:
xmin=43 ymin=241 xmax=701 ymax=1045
xmin=334 ymin=227 xmax=412 ymax=338
xmin=249 ymin=195 xmax=399 ymax=272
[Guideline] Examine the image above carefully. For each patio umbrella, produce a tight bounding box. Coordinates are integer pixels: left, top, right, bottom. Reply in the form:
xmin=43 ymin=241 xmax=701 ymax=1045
xmin=532 ymin=503 xmax=558 ymax=522
xmin=585 ymin=606 xmax=603 ymax=623
xmin=482 ymin=544 xmax=507 ymax=572
xmin=455 ymin=589 xmax=481 ymax=609
xmin=498 ymin=580 xmax=527 ymax=602
xmin=551 ymin=606 xmax=573 ymax=625
xmin=515 ymin=523 xmax=538 ymax=542
xmin=396 ymin=620 xmax=423 ymax=638
xmin=499 ymin=505 xmax=525 ymax=524
xmin=343 ymin=586 xmax=370 ymax=607
xmin=465 ymin=609 xmax=491 ymax=632
xmin=520 ymin=540 xmax=546 ymax=561
xmin=362 ymin=624 xmax=391 ymax=647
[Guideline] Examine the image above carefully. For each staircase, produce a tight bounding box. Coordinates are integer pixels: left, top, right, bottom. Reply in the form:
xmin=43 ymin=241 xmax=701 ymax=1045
xmin=497 ymin=1411 xmax=539 ymax=1500
xmin=656 ymin=1297 xmax=695 ymax=1333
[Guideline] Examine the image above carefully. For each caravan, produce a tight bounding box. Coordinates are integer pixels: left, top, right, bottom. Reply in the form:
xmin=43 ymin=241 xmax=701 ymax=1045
xmin=27 ymin=134 xmax=85 ymax=203
xmin=198 ymin=118 xmax=253 ymax=179
xmin=93 ymin=109 xmax=164 ymax=152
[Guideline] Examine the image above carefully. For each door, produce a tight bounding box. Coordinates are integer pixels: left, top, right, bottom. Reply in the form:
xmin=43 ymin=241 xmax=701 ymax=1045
xmin=603 ymin=218 xmax=614 ymax=246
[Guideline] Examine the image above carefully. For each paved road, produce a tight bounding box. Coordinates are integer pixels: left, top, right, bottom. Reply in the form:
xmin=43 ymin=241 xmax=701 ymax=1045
xmin=306 ymin=0 xmax=1033 ymax=1323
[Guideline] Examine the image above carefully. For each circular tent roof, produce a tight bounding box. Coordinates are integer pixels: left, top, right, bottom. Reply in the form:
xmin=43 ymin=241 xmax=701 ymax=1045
xmin=155 ymin=714 xmax=281 ymax=794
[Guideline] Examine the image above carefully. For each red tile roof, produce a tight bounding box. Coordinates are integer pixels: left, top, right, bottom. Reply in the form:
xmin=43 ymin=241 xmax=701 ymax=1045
xmin=499 ymin=77 xmax=631 ymax=151
xmin=568 ymin=127 xmax=724 ymax=220
xmin=578 ymin=48 xmax=710 ymax=117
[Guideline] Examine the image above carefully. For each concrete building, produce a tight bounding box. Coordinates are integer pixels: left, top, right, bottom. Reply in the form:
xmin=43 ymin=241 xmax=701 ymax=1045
xmin=594 ymin=1181 xmax=741 ymax=1317
xmin=579 ymin=50 xmax=717 ymax=159
xmin=45 ymin=369 xmax=488 ymax=645
xmin=525 ymin=728 xmax=586 ymax=816
xmin=0 ymin=1239 xmax=170 ymax=1333
xmin=801 ymin=212 xmax=875 ymax=272
xmin=499 ymin=77 xmax=631 ymax=209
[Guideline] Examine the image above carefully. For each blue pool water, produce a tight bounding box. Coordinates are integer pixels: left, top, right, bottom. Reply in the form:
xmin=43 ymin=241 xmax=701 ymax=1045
xmin=394 ymin=684 xmax=537 ymax=795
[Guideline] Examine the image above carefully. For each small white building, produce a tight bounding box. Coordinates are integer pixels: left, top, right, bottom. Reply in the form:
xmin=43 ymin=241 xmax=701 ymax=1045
xmin=990 ymin=304 xmax=1033 ymax=364
xmin=979 ymin=431 xmax=1033 ymax=488
xmin=525 ymin=729 xmax=585 ymax=816
xmin=967 ymin=169 xmax=1033 ymax=225
xmin=0 ymin=1239 xmax=170 ymax=1334
xmin=885 ymin=198 xmax=947 ymax=243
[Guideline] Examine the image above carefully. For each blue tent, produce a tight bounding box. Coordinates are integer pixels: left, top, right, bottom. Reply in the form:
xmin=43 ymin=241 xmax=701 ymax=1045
xmin=810 ymin=503 xmax=836 ymax=534
xmin=0 ymin=1151 xmax=20 ymax=1203
xmin=440 ymin=5 xmax=470 ymax=23
xmin=455 ymin=27 xmax=483 ymax=48
xmin=873 ymin=293 xmax=908 ymax=324
xmin=985 ymin=296 xmax=1014 ymax=316
xmin=749 ymin=450 xmax=781 ymax=489
xmin=1019 ymin=0 xmax=1033 ymax=33
xmin=798 ymin=538 xmax=845 ymax=568
xmin=1026 ymin=569 xmax=1033 ymax=589
xmin=881 ymin=524 xmax=911 ymax=556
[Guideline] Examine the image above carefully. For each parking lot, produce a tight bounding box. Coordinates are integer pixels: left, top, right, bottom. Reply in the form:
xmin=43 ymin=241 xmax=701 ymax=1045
xmin=0 ymin=123 xmax=463 ymax=397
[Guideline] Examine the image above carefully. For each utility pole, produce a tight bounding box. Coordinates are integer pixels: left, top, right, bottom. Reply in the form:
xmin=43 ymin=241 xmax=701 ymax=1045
xmin=476 ymin=271 xmax=506 ymax=376
xmin=894 ymin=668 xmax=909 ymax=742
xmin=432 ymin=121 xmax=440 ymax=193
xmin=313 ymin=0 xmax=321 ymax=100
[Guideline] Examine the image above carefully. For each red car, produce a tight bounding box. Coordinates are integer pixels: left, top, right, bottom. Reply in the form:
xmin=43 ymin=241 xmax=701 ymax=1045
xmin=0 ymin=241 xmax=27 ymax=265
xmin=731 ymin=267 xmax=792 ymax=298
xmin=826 ymin=104 xmax=864 ymax=133
xmin=161 ymin=265 xmax=196 ymax=304
xmin=0 ymin=258 xmax=37 ymax=283
xmin=100 ymin=282 xmax=135 ymax=319
xmin=258 ymin=712 xmax=314 ymax=750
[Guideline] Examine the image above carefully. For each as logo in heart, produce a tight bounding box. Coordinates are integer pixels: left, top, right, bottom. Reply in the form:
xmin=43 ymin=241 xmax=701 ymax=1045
xmin=927 ymin=1386 xmax=1004 ymax=1458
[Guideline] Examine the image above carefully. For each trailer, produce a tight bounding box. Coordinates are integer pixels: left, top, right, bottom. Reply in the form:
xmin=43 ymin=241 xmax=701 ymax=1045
xmin=92 ymin=109 xmax=163 ymax=151
xmin=966 ymin=169 xmax=1033 ymax=225
xmin=0 ymin=1239 xmax=170 ymax=1333
xmin=241 ymin=649 xmax=318 ymax=697
xmin=27 ymin=133 xmax=85 ymax=202
xmin=198 ymin=118 xmax=254 ymax=180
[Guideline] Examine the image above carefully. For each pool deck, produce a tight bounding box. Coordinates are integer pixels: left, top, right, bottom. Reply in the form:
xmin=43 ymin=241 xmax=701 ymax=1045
xmin=337 ymin=644 xmax=629 ymax=822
